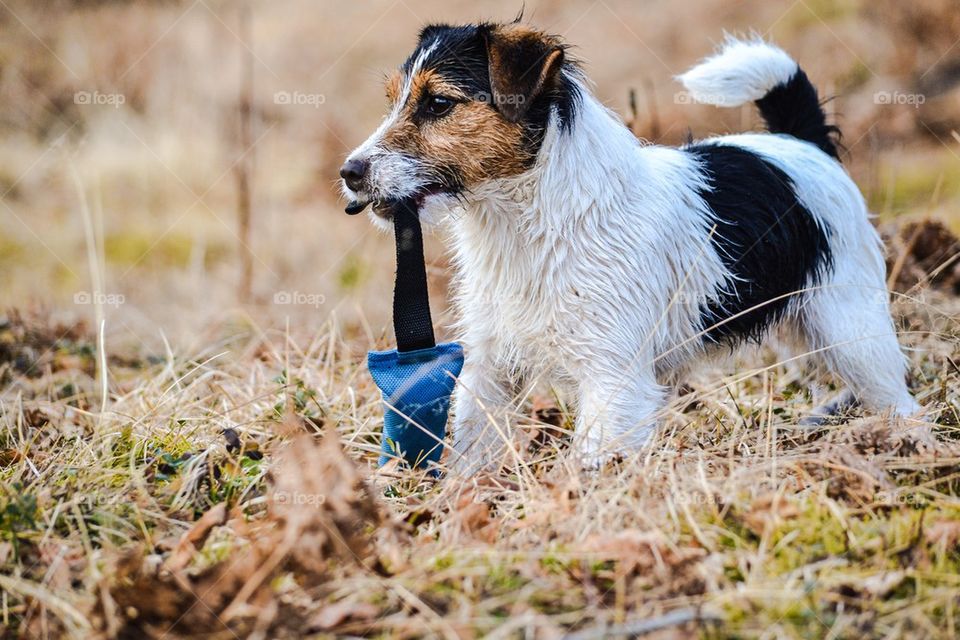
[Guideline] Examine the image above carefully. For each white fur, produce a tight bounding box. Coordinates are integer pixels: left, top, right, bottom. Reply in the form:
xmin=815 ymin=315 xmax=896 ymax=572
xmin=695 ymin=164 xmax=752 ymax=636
xmin=446 ymin=93 xmax=734 ymax=467
xmin=347 ymin=37 xmax=921 ymax=473
xmin=677 ymin=36 xmax=798 ymax=106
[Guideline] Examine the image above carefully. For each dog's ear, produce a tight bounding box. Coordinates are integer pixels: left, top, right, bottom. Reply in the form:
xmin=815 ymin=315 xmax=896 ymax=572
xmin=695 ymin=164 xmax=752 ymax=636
xmin=482 ymin=25 xmax=565 ymax=123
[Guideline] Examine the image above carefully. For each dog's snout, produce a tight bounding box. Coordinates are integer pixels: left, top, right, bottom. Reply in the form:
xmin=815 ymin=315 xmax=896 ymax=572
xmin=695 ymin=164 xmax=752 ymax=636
xmin=339 ymin=158 xmax=369 ymax=191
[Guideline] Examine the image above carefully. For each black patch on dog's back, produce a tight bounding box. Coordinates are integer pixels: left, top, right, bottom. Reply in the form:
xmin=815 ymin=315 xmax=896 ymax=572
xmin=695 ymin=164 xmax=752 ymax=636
xmin=687 ymin=143 xmax=833 ymax=344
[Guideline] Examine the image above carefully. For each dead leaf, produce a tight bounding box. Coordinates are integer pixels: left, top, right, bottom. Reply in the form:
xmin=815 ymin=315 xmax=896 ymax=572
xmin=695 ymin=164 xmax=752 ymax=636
xmin=585 ymin=529 xmax=706 ymax=579
xmin=164 ymin=502 xmax=227 ymax=572
xmin=926 ymin=520 xmax=960 ymax=548
xmin=744 ymin=494 xmax=800 ymax=535
xmin=454 ymin=490 xmax=500 ymax=543
xmin=269 ymin=432 xmax=387 ymax=574
xmin=0 ymin=449 xmax=23 ymax=467
xmin=38 ymin=543 xmax=75 ymax=593
xmin=473 ymin=472 xmax=520 ymax=492
xmin=308 ymin=600 xmax=379 ymax=631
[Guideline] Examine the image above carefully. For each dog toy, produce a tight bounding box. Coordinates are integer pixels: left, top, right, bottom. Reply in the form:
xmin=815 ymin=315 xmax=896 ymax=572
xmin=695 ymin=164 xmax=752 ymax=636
xmin=350 ymin=198 xmax=463 ymax=471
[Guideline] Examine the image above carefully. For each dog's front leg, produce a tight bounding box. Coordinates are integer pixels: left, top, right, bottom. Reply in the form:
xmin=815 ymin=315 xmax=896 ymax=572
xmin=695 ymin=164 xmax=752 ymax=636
xmin=449 ymin=356 xmax=514 ymax=475
xmin=574 ymin=365 xmax=666 ymax=467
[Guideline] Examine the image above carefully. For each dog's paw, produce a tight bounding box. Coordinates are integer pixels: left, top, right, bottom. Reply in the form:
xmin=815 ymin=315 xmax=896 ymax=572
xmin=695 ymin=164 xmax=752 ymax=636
xmin=446 ymin=445 xmax=500 ymax=478
xmin=573 ymin=439 xmax=620 ymax=471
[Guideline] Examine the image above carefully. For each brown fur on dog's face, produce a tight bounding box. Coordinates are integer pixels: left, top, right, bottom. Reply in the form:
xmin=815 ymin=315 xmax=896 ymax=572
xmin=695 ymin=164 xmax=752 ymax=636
xmin=380 ymin=69 xmax=532 ymax=185
xmin=341 ymin=22 xmax=578 ymax=219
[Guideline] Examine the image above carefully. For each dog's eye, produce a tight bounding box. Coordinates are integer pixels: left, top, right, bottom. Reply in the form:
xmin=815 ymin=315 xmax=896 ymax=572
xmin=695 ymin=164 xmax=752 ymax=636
xmin=423 ymin=95 xmax=456 ymax=118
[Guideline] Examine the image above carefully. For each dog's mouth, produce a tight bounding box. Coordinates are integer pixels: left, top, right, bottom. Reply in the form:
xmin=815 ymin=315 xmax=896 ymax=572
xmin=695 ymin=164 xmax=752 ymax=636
xmin=345 ymin=184 xmax=451 ymax=218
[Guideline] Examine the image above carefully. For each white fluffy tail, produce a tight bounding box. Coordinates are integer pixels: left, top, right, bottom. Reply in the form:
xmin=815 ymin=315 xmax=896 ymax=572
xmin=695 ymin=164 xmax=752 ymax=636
xmin=677 ymin=37 xmax=799 ymax=107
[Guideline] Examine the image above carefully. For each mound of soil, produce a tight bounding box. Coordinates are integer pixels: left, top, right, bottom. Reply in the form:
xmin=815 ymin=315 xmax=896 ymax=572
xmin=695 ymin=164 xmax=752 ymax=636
xmin=883 ymin=218 xmax=960 ymax=294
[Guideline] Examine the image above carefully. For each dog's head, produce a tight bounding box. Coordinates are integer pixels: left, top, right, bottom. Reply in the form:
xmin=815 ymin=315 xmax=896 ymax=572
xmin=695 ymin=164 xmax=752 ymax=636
xmin=340 ymin=22 xmax=578 ymax=221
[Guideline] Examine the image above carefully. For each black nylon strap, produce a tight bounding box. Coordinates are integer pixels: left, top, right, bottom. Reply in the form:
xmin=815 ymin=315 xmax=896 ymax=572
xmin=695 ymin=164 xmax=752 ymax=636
xmin=392 ymin=198 xmax=436 ymax=352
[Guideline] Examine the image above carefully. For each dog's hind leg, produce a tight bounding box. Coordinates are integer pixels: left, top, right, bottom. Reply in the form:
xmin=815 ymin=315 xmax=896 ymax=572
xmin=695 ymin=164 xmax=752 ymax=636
xmin=799 ymin=272 xmax=920 ymax=420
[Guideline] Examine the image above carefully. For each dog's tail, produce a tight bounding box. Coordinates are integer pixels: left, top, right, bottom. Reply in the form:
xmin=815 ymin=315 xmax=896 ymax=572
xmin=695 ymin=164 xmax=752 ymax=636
xmin=677 ymin=36 xmax=840 ymax=159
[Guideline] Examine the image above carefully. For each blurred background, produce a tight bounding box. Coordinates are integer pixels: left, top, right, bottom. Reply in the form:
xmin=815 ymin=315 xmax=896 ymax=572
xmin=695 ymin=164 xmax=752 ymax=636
xmin=1 ymin=0 xmax=958 ymax=356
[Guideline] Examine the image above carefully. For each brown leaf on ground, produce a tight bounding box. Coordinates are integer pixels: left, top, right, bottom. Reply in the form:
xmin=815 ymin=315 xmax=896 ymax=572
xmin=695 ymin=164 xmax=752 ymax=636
xmin=585 ymin=530 xmax=706 ymax=580
xmin=0 ymin=448 xmax=23 ymax=467
xmin=743 ymin=494 xmax=800 ymax=536
xmin=307 ymin=600 xmax=380 ymax=632
xmin=452 ymin=489 xmax=501 ymax=544
xmin=925 ymin=520 xmax=960 ymax=548
xmin=269 ymin=431 xmax=387 ymax=575
xmin=164 ymin=503 xmax=227 ymax=572
xmin=473 ymin=472 xmax=521 ymax=492
xmin=37 ymin=543 xmax=75 ymax=593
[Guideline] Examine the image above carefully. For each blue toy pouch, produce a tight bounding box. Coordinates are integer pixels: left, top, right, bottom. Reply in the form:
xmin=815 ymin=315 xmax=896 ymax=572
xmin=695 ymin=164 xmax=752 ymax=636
xmin=368 ymin=343 xmax=464 ymax=468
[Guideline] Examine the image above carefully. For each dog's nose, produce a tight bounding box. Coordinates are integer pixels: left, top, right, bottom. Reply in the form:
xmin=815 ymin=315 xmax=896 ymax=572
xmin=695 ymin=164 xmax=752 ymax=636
xmin=339 ymin=158 xmax=368 ymax=191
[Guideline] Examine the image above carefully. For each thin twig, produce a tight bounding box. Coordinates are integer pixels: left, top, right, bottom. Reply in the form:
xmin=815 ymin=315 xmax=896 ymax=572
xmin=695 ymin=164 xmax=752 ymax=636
xmin=563 ymin=607 xmax=721 ymax=639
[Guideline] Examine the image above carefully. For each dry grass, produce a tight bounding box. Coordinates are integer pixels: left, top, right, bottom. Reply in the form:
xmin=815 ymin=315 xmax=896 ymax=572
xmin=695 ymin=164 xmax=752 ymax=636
xmin=2 ymin=0 xmax=960 ymax=637
xmin=1 ymin=277 xmax=959 ymax=638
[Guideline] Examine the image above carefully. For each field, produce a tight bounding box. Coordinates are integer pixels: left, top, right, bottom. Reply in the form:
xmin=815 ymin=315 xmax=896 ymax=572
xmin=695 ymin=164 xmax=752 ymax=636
xmin=2 ymin=0 xmax=960 ymax=637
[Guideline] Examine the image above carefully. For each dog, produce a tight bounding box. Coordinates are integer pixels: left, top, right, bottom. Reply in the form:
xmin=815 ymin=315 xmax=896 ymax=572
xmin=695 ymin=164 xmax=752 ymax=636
xmin=340 ymin=22 xmax=921 ymax=471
